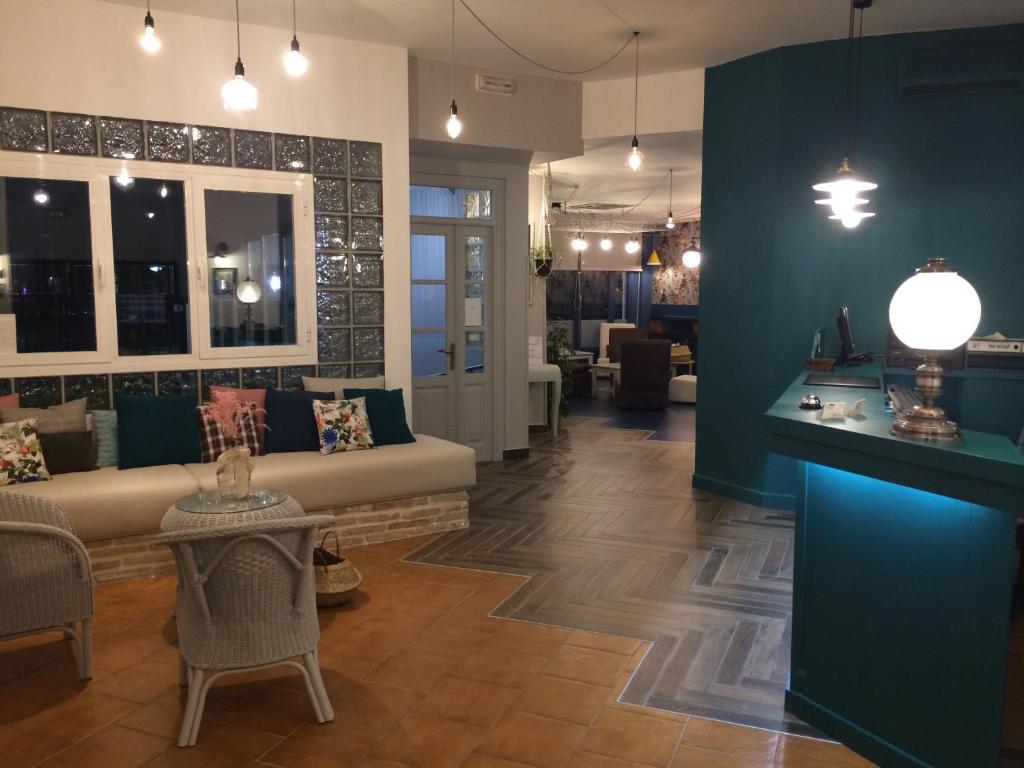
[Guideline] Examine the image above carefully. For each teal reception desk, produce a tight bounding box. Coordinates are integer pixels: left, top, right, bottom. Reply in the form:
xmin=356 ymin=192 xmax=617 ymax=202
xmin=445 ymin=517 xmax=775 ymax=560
xmin=766 ymin=366 xmax=1024 ymax=767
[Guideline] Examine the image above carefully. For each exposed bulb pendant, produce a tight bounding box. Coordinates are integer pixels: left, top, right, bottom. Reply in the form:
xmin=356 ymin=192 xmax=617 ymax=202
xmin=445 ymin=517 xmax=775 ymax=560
xmin=813 ymin=1 xmax=876 ymax=227
xmin=599 ymin=236 xmax=613 ymax=251
xmin=665 ymin=169 xmax=675 ymax=228
xmin=222 ymin=0 xmax=258 ymax=115
xmin=682 ymin=238 xmax=701 ymax=269
xmin=570 ymin=231 xmax=588 ymax=252
xmin=445 ymin=0 xmax=463 ymax=140
xmin=625 ymin=32 xmax=643 ymax=172
xmin=283 ymin=0 xmax=308 ymax=77
xmin=625 ymin=236 xmax=641 ymax=255
xmin=139 ymin=2 xmax=161 ymax=53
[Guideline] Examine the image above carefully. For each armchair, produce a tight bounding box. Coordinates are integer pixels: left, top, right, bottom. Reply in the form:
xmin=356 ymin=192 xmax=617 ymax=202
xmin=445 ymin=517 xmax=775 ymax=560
xmin=615 ymin=340 xmax=673 ymax=409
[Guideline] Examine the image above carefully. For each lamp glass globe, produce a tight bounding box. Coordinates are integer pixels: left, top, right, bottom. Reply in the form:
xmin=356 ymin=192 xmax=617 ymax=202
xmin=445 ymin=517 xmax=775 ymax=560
xmin=889 ymin=269 xmax=981 ymax=351
xmin=682 ymin=248 xmax=701 ymax=269
xmin=599 ymin=237 xmax=613 ymax=251
xmin=236 ymin=278 xmax=263 ymax=304
xmin=446 ymin=113 xmax=463 ymax=139
xmin=626 ymin=146 xmax=644 ymax=172
xmin=139 ymin=25 xmax=161 ymax=53
xmin=221 ymin=75 xmax=258 ymax=115
xmin=283 ymin=48 xmax=309 ymax=77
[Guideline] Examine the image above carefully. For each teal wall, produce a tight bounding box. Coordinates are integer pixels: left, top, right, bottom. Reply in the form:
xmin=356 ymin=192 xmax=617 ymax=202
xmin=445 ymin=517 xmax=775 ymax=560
xmin=695 ymin=24 xmax=1024 ymax=508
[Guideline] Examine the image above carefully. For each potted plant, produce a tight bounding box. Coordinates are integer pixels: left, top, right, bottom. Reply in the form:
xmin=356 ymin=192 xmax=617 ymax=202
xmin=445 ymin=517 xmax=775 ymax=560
xmin=531 ymin=243 xmax=555 ymax=277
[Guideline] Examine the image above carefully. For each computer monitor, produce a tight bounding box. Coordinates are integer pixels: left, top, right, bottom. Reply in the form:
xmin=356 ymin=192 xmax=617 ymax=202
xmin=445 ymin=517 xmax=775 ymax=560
xmin=837 ymin=306 xmax=856 ymax=366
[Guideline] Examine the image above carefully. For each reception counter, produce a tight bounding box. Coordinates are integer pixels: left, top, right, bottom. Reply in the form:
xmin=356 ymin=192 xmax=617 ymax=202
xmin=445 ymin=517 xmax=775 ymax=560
xmin=766 ymin=366 xmax=1024 ymax=768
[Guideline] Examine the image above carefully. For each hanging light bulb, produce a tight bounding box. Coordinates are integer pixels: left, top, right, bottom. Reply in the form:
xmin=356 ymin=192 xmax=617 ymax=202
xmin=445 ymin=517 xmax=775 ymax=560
xmin=447 ymin=102 xmax=463 ymax=139
xmin=665 ymin=169 xmax=675 ymax=228
xmin=222 ymin=0 xmax=258 ymax=115
xmin=813 ymin=2 xmax=876 ymax=226
xmin=625 ymin=236 xmax=641 ymax=255
xmin=236 ymin=276 xmax=262 ymax=304
xmin=445 ymin=0 xmax=463 ymax=140
xmin=599 ymin=236 xmax=613 ymax=251
xmin=32 ymin=188 xmax=49 ymax=206
xmin=139 ymin=2 xmax=161 ymax=54
xmin=625 ymin=32 xmax=643 ymax=172
xmin=113 ymin=169 xmax=135 ymax=190
xmin=570 ymin=231 xmax=588 ymax=252
xmin=283 ymin=0 xmax=309 ymax=77
xmin=158 ymin=183 xmax=168 ymax=199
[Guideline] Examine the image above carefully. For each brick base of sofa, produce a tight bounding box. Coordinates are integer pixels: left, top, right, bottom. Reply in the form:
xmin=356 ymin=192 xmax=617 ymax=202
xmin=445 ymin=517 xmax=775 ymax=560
xmin=86 ymin=490 xmax=470 ymax=583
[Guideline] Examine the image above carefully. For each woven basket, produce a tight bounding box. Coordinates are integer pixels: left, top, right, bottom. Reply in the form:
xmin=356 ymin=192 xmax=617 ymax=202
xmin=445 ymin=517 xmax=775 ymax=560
xmin=313 ymin=532 xmax=362 ymax=608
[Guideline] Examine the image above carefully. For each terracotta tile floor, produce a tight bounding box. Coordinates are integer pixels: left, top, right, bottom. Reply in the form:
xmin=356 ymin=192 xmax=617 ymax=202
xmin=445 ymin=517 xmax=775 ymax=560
xmin=0 ymin=535 xmax=876 ymax=768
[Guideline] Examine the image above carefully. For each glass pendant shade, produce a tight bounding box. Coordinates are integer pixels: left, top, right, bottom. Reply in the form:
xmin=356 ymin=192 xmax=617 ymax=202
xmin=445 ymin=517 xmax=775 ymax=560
xmin=889 ymin=258 xmax=980 ymax=351
xmin=236 ymin=277 xmax=262 ymax=304
xmin=570 ymin=232 xmax=588 ymax=252
xmin=626 ymin=138 xmax=643 ymax=172
xmin=599 ymin=237 xmax=612 ymax=251
xmin=139 ymin=13 xmax=161 ymax=53
xmin=446 ymin=101 xmax=463 ymax=139
xmin=666 ymin=214 xmax=675 ymax=229
xmin=625 ymin=237 xmax=641 ymax=255
xmin=682 ymin=247 xmax=701 ymax=269
xmin=222 ymin=61 xmax=258 ymax=116
xmin=283 ymin=38 xmax=308 ymax=77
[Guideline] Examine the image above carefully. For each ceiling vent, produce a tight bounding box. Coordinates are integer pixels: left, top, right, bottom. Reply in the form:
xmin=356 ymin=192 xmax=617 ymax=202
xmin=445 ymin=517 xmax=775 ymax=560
xmin=899 ymin=45 xmax=1023 ymax=97
xmin=475 ymin=73 xmax=516 ymax=95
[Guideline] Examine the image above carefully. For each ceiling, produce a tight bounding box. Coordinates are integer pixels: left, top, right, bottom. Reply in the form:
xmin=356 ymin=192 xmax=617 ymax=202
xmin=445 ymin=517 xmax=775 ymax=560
xmin=119 ymin=0 xmax=1023 ymax=81
xmin=542 ymin=132 xmax=703 ymax=229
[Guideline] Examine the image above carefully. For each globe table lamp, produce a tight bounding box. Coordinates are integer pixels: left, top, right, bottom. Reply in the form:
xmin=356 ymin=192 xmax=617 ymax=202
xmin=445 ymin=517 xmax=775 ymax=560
xmin=888 ymin=257 xmax=981 ymax=441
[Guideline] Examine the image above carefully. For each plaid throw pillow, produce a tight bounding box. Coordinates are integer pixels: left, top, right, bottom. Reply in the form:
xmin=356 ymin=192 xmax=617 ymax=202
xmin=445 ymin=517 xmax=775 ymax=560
xmin=198 ymin=402 xmax=261 ymax=463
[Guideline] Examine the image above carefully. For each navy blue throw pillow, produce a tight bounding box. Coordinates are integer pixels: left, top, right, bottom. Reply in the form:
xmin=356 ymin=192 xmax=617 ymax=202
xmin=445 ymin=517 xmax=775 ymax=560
xmin=343 ymin=388 xmax=416 ymax=446
xmin=115 ymin=394 xmax=201 ymax=469
xmin=264 ymin=389 xmax=334 ymax=453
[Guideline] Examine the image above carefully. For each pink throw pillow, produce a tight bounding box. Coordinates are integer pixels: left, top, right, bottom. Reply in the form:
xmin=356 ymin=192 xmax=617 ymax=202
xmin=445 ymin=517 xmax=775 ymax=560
xmin=209 ymin=386 xmax=267 ymax=454
xmin=0 ymin=394 xmax=20 ymax=408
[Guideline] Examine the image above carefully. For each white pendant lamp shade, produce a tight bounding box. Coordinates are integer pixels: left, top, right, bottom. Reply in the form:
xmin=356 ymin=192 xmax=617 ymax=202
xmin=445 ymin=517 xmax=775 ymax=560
xmin=814 ymin=159 xmax=877 ymax=228
xmin=625 ymin=237 xmax=641 ymax=255
xmin=283 ymin=39 xmax=308 ymax=77
xmin=222 ymin=67 xmax=258 ymax=115
xmin=682 ymin=246 xmax=701 ymax=269
xmin=889 ymin=258 xmax=980 ymax=352
xmin=599 ymin=236 xmax=613 ymax=251
xmin=446 ymin=102 xmax=463 ymax=139
xmin=570 ymin=232 xmax=588 ymax=252
xmin=139 ymin=8 xmax=161 ymax=53
xmin=236 ymin=277 xmax=263 ymax=304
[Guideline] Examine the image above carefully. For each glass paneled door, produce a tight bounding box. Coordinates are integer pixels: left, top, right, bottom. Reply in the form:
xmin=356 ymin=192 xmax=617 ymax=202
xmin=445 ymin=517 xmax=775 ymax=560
xmin=410 ymin=223 xmax=492 ymax=459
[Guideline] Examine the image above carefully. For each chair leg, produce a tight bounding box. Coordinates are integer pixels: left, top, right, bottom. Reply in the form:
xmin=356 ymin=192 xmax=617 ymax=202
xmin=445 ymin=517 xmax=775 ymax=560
xmin=294 ymin=658 xmax=326 ymax=723
xmin=177 ymin=652 xmax=188 ymax=687
xmin=78 ymin=617 xmax=92 ymax=680
xmin=305 ymin=650 xmax=334 ymax=722
xmin=178 ymin=667 xmax=204 ymax=748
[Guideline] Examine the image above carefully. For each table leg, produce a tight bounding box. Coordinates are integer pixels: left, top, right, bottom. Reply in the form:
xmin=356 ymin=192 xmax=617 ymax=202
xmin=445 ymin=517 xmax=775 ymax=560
xmin=591 ymin=368 xmax=598 ymax=398
xmin=551 ymin=378 xmax=561 ymax=437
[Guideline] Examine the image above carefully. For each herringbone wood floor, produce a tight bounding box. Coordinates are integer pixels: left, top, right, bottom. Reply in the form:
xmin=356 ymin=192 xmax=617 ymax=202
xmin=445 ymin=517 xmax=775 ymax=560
xmin=409 ymin=415 xmax=815 ymax=736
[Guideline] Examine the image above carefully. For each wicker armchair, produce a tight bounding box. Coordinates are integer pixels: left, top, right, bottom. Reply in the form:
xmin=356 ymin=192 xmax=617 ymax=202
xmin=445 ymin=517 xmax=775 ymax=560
xmin=156 ymin=514 xmax=337 ymax=747
xmin=0 ymin=492 xmax=94 ymax=680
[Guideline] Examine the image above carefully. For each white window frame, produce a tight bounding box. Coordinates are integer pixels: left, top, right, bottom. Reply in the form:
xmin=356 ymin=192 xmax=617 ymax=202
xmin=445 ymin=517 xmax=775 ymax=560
xmin=0 ymin=151 xmax=316 ymax=375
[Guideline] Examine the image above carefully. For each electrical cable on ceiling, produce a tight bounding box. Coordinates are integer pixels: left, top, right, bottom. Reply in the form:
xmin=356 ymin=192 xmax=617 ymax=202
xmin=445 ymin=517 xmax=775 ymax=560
xmin=458 ymin=0 xmax=636 ymax=75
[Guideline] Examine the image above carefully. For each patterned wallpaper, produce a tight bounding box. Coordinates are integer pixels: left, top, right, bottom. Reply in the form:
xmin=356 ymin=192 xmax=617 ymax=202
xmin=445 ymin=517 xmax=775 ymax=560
xmin=0 ymin=106 xmax=385 ymax=408
xmin=652 ymin=220 xmax=701 ymax=306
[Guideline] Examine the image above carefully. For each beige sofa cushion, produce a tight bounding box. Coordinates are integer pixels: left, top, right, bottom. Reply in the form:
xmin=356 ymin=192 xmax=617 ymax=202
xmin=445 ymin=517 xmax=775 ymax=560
xmin=185 ymin=434 xmax=475 ymax=512
xmin=0 ymin=465 xmax=199 ymax=542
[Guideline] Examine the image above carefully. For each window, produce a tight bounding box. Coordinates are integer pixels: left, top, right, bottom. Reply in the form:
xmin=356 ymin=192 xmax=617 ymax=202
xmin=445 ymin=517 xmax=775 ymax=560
xmin=410 ymin=185 xmax=491 ymax=219
xmin=0 ymin=176 xmax=97 ymax=354
xmin=110 ymin=177 xmax=189 ymax=356
xmin=203 ymin=189 xmax=297 ymax=349
xmin=0 ymin=155 xmax=314 ymax=372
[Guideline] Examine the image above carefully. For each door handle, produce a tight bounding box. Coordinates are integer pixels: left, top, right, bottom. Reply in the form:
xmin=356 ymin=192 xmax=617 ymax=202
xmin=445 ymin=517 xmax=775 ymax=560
xmin=435 ymin=342 xmax=455 ymax=371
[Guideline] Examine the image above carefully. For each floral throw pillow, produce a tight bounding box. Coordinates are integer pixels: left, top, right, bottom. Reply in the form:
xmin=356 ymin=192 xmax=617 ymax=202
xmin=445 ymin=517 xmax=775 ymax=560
xmin=0 ymin=418 xmax=51 ymax=485
xmin=312 ymin=398 xmax=374 ymax=455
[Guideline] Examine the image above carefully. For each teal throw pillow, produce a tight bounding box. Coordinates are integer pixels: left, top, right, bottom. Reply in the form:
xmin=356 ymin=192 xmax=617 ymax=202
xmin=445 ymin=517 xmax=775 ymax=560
xmin=343 ymin=388 xmax=416 ymax=446
xmin=115 ymin=394 xmax=201 ymax=469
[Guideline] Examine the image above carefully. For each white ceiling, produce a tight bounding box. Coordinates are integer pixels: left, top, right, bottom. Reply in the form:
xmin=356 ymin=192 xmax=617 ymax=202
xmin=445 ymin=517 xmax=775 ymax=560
xmin=119 ymin=0 xmax=1022 ymax=81
xmin=543 ymin=131 xmax=703 ymax=229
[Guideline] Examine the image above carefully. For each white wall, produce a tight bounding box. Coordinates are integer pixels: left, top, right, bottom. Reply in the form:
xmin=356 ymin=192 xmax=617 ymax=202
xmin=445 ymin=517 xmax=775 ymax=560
xmin=410 ymin=57 xmax=583 ymax=161
xmin=583 ymin=69 xmax=705 ymax=139
xmin=0 ymin=0 xmax=411 ymax=398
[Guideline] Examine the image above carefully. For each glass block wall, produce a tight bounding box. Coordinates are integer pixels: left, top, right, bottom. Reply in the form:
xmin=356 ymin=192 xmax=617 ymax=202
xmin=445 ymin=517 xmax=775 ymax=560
xmin=0 ymin=106 xmax=385 ymax=407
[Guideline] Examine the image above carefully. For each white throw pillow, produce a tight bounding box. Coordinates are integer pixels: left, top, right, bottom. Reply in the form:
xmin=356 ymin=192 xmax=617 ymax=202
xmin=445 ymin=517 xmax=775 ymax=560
xmin=302 ymin=375 xmax=385 ymax=399
xmin=312 ymin=398 xmax=375 ymax=455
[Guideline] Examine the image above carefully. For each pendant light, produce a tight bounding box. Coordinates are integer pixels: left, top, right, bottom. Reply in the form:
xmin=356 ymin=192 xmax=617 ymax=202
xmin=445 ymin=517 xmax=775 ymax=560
xmin=599 ymin=236 xmax=613 ymax=251
xmin=646 ymin=234 xmax=662 ymax=267
xmin=625 ymin=235 xmax=641 ymax=255
xmin=682 ymin=238 xmax=701 ymax=269
xmin=625 ymin=32 xmax=643 ymax=172
xmin=665 ymin=169 xmax=675 ymax=228
xmin=139 ymin=1 xmax=161 ymax=53
xmin=813 ymin=0 xmax=876 ymax=228
xmin=221 ymin=0 xmax=258 ymax=116
xmin=283 ymin=0 xmax=309 ymax=77
xmin=570 ymin=231 xmax=588 ymax=252
xmin=445 ymin=0 xmax=463 ymax=139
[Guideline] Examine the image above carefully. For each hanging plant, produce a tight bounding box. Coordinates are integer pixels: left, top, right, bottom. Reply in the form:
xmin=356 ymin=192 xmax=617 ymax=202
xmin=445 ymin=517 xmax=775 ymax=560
xmin=530 ymin=243 xmax=555 ymax=278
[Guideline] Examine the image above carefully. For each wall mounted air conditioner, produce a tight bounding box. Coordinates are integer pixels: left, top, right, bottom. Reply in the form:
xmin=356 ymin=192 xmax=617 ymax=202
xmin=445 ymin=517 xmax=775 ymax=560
xmin=899 ymin=45 xmax=1023 ymax=97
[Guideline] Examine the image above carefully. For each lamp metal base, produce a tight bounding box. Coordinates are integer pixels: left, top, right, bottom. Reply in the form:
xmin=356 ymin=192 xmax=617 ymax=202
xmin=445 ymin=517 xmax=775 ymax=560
xmin=890 ymin=404 xmax=961 ymax=442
